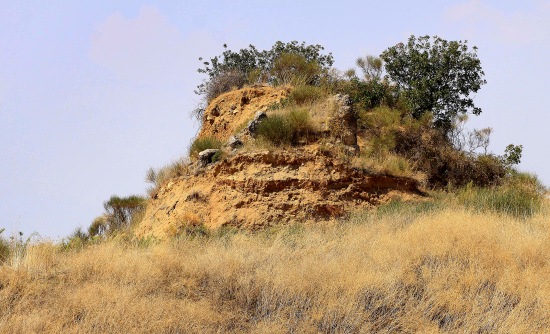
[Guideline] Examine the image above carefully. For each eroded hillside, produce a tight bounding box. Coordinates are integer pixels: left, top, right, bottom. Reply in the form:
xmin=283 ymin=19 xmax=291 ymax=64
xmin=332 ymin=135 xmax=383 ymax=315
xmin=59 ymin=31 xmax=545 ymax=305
xmin=136 ymin=86 xmax=424 ymax=239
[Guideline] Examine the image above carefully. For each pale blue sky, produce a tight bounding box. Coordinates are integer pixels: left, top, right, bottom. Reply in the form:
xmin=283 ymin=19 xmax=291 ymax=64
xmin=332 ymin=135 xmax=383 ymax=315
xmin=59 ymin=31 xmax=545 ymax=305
xmin=1 ymin=1 xmax=549 ymax=239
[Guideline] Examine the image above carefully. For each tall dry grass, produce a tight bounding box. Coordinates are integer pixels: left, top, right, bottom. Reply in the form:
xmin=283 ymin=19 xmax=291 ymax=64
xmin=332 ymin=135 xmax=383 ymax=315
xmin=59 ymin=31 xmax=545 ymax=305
xmin=1 ymin=203 xmax=549 ymax=333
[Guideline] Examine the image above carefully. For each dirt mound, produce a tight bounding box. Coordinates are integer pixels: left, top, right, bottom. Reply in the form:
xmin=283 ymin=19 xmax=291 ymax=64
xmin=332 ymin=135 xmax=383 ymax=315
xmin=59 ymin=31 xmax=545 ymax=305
xmin=199 ymin=86 xmax=290 ymax=140
xmin=136 ymin=148 xmax=423 ymax=239
xmin=135 ymin=87 xmax=425 ymax=239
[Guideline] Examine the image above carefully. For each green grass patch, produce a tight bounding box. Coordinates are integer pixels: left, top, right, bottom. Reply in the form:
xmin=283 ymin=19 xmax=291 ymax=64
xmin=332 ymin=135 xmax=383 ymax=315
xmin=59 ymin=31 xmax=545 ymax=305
xmin=256 ymin=108 xmax=314 ymax=146
xmin=189 ymin=136 xmax=223 ymax=158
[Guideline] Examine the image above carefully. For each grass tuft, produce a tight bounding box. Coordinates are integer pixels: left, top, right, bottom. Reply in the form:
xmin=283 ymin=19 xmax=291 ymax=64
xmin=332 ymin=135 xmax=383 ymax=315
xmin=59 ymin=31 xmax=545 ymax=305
xmin=189 ymin=136 xmax=223 ymax=159
xmin=256 ymin=108 xmax=314 ymax=146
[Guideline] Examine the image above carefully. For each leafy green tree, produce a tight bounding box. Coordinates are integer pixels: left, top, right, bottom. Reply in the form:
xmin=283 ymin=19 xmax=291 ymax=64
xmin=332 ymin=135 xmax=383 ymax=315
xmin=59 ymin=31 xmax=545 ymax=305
xmin=502 ymin=144 xmax=523 ymax=167
xmin=381 ymin=35 xmax=486 ymax=132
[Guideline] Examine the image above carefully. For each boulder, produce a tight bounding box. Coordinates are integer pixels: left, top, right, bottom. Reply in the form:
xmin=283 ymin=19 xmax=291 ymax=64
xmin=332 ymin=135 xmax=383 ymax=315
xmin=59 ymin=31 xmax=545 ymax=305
xmin=227 ymin=136 xmax=243 ymax=149
xmin=247 ymin=111 xmax=268 ymax=137
xmin=198 ymin=149 xmax=220 ymax=167
xmin=328 ymin=94 xmax=359 ymax=152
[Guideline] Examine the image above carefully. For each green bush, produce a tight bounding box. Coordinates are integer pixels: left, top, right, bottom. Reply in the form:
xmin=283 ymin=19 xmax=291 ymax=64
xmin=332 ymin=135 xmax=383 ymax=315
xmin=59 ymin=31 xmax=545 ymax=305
xmin=257 ymin=114 xmax=293 ymax=146
xmin=257 ymin=108 xmax=314 ymax=146
xmin=62 ymin=228 xmax=91 ymax=250
xmin=189 ymin=136 xmax=223 ymax=158
xmin=458 ymin=173 xmax=544 ymax=217
xmin=359 ymin=106 xmax=401 ymax=154
xmin=289 ymin=85 xmax=324 ymax=105
xmin=175 ymin=222 xmax=210 ymax=240
xmin=345 ymin=77 xmax=390 ymax=110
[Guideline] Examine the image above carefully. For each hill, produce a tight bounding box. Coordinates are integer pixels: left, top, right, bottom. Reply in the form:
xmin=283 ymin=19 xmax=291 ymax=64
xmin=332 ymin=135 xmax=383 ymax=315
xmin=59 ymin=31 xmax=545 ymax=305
xmin=136 ymin=86 xmax=424 ymax=239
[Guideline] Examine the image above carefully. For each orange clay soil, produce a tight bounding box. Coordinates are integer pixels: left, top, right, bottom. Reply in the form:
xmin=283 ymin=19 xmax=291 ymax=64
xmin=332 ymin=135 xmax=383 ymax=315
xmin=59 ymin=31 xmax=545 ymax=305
xmin=136 ymin=147 xmax=424 ymax=239
xmin=198 ymin=85 xmax=290 ymax=141
xmin=135 ymin=87 xmax=425 ymax=239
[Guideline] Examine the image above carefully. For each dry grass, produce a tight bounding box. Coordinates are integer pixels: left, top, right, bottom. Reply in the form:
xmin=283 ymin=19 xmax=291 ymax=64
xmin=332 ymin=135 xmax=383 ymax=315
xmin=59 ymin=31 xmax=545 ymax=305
xmin=1 ymin=201 xmax=549 ymax=333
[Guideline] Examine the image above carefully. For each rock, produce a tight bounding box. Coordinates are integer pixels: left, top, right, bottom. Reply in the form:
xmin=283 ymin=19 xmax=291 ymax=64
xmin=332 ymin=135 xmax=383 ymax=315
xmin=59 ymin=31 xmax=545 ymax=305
xmin=211 ymin=105 xmax=220 ymax=116
xmin=328 ymin=94 xmax=359 ymax=153
xmin=247 ymin=111 xmax=268 ymax=137
xmin=228 ymin=136 xmax=243 ymax=149
xmin=254 ymin=110 xmax=267 ymax=121
xmin=198 ymin=149 xmax=220 ymax=167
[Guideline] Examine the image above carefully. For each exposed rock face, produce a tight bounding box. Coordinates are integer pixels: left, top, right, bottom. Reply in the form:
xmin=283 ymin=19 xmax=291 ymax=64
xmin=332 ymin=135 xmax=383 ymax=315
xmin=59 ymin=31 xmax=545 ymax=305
xmin=328 ymin=94 xmax=359 ymax=151
xmin=199 ymin=86 xmax=290 ymax=140
xmin=135 ymin=87 xmax=425 ymax=239
xmin=246 ymin=111 xmax=267 ymax=137
xmin=227 ymin=136 xmax=243 ymax=149
xmin=198 ymin=149 xmax=220 ymax=167
xmin=136 ymin=148 xmax=424 ymax=239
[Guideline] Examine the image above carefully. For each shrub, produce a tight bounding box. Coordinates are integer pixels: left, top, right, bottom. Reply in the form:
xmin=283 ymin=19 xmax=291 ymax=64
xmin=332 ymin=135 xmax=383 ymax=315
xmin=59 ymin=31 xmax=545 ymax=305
xmin=256 ymin=108 xmax=314 ymax=146
xmin=359 ymin=106 xmax=401 ymax=152
xmin=458 ymin=173 xmax=544 ymax=217
xmin=360 ymin=107 xmax=506 ymax=188
xmin=204 ymin=70 xmax=247 ymax=103
xmin=271 ymin=53 xmax=321 ymax=86
xmin=256 ymin=114 xmax=293 ymax=146
xmin=289 ymin=85 xmax=324 ymax=105
xmin=62 ymin=228 xmax=91 ymax=250
xmin=189 ymin=136 xmax=223 ymax=158
xmin=88 ymin=215 xmax=109 ymax=237
xmin=210 ymin=149 xmax=224 ymax=163
xmin=345 ymin=77 xmax=390 ymax=110
xmin=103 ymin=195 xmax=147 ymax=231
xmin=394 ymin=125 xmax=506 ymax=188
xmin=175 ymin=222 xmax=209 ymax=240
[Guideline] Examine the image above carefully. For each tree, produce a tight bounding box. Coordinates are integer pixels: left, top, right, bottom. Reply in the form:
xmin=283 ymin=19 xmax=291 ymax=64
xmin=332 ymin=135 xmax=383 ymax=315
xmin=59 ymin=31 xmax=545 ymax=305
xmin=103 ymin=195 xmax=146 ymax=231
xmin=381 ymin=35 xmax=486 ymax=133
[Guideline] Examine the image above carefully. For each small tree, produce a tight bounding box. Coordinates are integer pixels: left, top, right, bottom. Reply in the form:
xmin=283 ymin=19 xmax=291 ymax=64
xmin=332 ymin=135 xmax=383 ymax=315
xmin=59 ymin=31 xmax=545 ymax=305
xmin=381 ymin=35 xmax=486 ymax=133
xmin=103 ymin=195 xmax=146 ymax=231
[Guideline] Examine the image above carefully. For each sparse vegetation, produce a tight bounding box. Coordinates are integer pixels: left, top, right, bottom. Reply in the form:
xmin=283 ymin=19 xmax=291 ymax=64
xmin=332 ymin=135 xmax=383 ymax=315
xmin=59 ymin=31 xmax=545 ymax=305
xmin=0 ymin=229 xmax=10 ymax=264
xmin=193 ymin=41 xmax=334 ymax=117
xmin=145 ymin=157 xmax=190 ymax=197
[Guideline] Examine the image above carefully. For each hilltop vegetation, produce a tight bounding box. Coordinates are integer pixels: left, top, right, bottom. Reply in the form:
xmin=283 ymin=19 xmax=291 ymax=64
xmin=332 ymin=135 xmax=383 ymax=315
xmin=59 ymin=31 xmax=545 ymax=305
xmin=1 ymin=37 xmax=549 ymax=333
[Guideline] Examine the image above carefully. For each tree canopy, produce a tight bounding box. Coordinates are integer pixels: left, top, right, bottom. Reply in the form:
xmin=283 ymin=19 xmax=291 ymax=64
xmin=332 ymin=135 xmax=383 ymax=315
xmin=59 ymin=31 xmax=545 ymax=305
xmin=381 ymin=35 xmax=486 ymax=132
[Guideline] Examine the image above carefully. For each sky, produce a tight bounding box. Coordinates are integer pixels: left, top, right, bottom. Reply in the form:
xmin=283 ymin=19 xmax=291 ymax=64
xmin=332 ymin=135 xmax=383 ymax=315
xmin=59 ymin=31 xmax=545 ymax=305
xmin=1 ymin=0 xmax=549 ymax=239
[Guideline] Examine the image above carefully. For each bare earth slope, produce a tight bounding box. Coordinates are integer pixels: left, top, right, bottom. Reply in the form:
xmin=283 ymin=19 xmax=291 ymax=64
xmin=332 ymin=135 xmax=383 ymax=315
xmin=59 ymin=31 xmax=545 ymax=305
xmin=136 ymin=87 xmax=424 ymax=239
